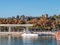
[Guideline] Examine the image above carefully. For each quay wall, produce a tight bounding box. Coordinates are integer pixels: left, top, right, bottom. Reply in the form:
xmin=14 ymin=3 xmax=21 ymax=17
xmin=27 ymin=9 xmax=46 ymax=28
xmin=0 ymin=32 xmax=56 ymax=36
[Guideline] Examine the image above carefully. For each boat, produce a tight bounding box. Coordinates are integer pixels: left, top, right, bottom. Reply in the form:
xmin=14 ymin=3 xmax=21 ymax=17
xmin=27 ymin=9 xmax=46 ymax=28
xmin=21 ymin=33 xmax=38 ymax=37
xmin=21 ymin=29 xmax=38 ymax=37
xmin=38 ymin=34 xmax=53 ymax=36
xmin=56 ymin=32 xmax=60 ymax=40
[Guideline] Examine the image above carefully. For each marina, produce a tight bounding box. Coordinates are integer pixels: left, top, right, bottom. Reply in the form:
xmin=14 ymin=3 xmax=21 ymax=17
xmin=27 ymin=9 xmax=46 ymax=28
xmin=0 ymin=24 xmax=59 ymax=45
xmin=0 ymin=24 xmax=56 ymax=36
xmin=0 ymin=0 xmax=60 ymax=45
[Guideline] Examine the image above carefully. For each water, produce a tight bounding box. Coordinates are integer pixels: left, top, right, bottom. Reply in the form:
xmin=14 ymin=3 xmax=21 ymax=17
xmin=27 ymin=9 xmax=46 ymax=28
xmin=0 ymin=35 xmax=58 ymax=45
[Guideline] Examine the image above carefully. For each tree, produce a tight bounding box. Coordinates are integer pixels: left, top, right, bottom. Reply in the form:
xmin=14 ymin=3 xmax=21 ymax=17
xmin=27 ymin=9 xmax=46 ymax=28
xmin=16 ymin=15 xmax=20 ymax=19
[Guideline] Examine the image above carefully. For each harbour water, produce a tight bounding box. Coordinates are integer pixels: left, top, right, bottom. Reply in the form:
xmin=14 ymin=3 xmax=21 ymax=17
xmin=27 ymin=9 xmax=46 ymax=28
xmin=0 ymin=35 xmax=58 ymax=45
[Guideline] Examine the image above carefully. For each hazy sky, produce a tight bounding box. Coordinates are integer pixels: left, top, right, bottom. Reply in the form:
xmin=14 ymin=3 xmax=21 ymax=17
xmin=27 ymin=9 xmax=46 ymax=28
xmin=0 ymin=0 xmax=60 ymax=18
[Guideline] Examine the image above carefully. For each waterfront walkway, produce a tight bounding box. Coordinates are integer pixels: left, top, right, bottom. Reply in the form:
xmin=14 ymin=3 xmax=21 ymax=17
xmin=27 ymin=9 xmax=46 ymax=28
xmin=0 ymin=32 xmax=56 ymax=36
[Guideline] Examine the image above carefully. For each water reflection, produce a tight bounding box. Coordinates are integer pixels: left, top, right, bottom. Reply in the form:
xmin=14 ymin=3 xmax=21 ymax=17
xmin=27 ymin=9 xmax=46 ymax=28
xmin=0 ymin=36 xmax=8 ymax=45
xmin=22 ymin=36 xmax=38 ymax=45
xmin=8 ymin=35 xmax=11 ymax=45
xmin=22 ymin=36 xmax=57 ymax=45
xmin=57 ymin=40 xmax=60 ymax=45
xmin=0 ymin=35 xmax=57 ymax=45
xmin=38 ymin=36 xmax=57 ymax=45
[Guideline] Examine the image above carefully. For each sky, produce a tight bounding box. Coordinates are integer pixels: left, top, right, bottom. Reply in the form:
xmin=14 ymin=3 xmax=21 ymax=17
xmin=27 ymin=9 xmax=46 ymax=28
xmin=0 ymin=0 xmax=60 ymax=18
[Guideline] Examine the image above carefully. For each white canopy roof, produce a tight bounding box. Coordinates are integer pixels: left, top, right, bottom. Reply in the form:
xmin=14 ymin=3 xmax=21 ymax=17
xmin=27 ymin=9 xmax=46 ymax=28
xmin=0 ymin=24 xmax=33 ymax=27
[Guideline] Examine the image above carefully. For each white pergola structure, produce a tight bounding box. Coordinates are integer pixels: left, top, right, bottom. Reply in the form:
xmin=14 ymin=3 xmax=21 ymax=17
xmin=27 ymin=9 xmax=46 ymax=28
xmin=0 ymin=24 xmax=33 ymax=32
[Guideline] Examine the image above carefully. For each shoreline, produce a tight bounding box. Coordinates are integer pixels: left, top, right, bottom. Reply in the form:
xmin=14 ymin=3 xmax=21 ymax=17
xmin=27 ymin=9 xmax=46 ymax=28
xmin=0 ymin=32 xmax=56 ymax=36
